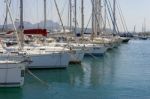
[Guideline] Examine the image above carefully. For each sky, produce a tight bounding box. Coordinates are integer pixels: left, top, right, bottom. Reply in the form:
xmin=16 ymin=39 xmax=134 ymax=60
xmin=118 ymin=0 xmax=150 ymax=32
xmin=0 ymin=0 xmax=150 ymax=32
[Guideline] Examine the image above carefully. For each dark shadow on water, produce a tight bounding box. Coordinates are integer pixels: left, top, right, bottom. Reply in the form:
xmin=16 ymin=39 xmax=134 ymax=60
xmin=0 ymin=88 xmax=23 ymax=99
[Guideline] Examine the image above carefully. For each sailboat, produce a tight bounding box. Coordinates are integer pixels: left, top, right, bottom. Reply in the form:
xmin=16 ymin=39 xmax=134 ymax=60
xmin=23 ymin=0 xmax=72 ymax=68
xmin=49 ymin=0 xmax=85 ymax=63
xmin=0 ymin=52 xmax=26 ymax=87
xmin=81 ymin=0 xmax=108 ymax=55
xmin=0 ymin=0 xmax=71 ymax=69
xmin=0 ymin=0 xmax=30 ymax=87
xmin=68 ymin=0 xmax=107 ymax=56
xmin=92 ymin=0 xmax=126 ymax=48
xmin=139 ymin=19 xmax=148 ymax=40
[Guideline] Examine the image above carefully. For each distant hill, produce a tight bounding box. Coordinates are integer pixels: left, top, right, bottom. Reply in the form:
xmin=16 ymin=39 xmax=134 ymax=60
xmin=0 ymin=20 xmax=60 ymax=31
xmin=0 ymin=20 xmax=113 ymax=34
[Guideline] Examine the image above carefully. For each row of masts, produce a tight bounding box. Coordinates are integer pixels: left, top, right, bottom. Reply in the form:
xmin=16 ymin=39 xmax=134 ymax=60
xmin=3 ymin=0 xmax=118 ymax=38
xmin=42 ymin=0 xmax=117 ymax=36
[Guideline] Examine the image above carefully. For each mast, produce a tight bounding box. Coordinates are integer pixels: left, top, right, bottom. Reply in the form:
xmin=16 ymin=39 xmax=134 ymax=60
xmin=144 ymin=18 xmax=146 ymax=33
xmin=92 ymin=0 xmax=100 ymax=36
xmin=44 ymin=0 xmax=47 ymax=29
xmin=113 ymin=0 xmax=116 ymax=34
xmin=97 ymin=0 xmax=101 ymax=35
xmin=91 ymin=0 xmax=96 ymax=38
xmin=133 ymin=25 xmax=136 ymax=34
xmin=19 ymin=0 xmax=24 ymax=48
xmin=81 ymin=0 xmax=84 ymax=38
xmin=103 ymin=0 xmax=107 ymax=32
xmin=19 ymin=0 xmax=24 ymax=30
xmin=74 ymin=0 xmax=77 ymax=35
xmin=54 ymin=0 xmax=66 ymax=33
xmin=69 ymin=0 xmax=72 ymax=31
xmin=5 ymin=0 xmax=22 ymax=49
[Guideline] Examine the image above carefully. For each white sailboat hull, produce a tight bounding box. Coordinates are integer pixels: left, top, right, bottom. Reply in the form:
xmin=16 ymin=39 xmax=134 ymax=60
xmin=85 ymin=44 xmax=107 ymax=56
xmin=0 ymin=46 xmax=71 ymax=69
xmin=69 ymin=49 xmax=84 ymax=63
xmin=27 ymin=52 xmax=70 ymax=69
xmin=66 ymin=43 xmax=107 ymax=56
xmin=48 ymin=42 xmax=85 ymax=63
xmin=0 ymin=62 xmax=25 ymax=87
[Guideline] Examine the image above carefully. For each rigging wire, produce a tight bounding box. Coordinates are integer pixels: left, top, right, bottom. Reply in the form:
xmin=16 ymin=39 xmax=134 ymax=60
xmin=2 ymin=0 xmax=11 ymax=31
xmin=116 ymin=0 xmax=128 ymax=32
xmin=103 ymin=0 xmax=112 ymax=33
xmin=108 ymin=0 xmax=120 ymax=34
xmin=115 ymin=2 xmax=126 ymax=32
xmin=53 ymin=0 xmax=66 ymax=32
xmin=60 ymin=0 xmax=68 ymax=17
xmin=106 ymin=8 xmax=112 ymax=30
xmin=83 ymin=14 xmax=92 ymax=33
xmin=105 ymin=0 xmax=119 ymax=34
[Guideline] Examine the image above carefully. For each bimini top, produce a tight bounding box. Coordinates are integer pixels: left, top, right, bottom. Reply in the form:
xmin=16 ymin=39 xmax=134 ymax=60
xmin=6 ymin=29 xmax=48 ymax=37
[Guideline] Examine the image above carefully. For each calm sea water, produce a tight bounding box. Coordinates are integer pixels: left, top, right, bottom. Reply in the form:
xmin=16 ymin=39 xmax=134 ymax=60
xmin=0 ymin=40 xmax=150 ymax=99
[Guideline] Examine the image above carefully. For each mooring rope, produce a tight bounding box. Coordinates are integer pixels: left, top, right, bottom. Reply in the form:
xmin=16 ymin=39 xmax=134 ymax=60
xmin=27 ymin=69 xmax=49 ymax=87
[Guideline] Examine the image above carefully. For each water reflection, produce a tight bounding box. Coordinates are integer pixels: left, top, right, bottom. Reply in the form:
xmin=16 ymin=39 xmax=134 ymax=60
xmin=25 ymin=48 xmax=122 ymax=88
xmin=0 ymin=88 xmax=23 ymax=99
xmin=81 ymin=49 xmax=121 ymax=88
xmin=68 ymin=64 xmax=84 ymax=86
